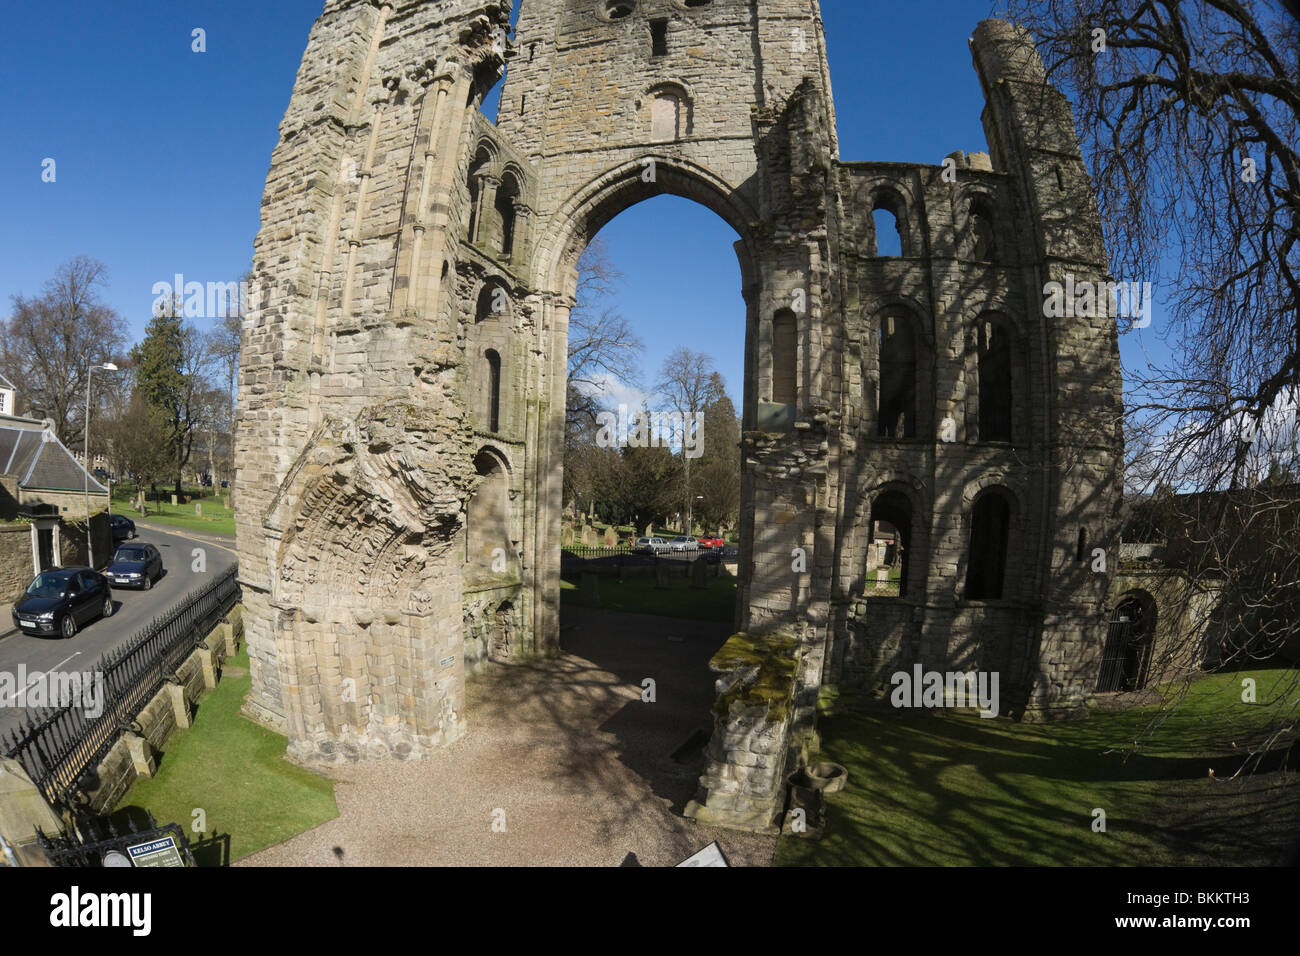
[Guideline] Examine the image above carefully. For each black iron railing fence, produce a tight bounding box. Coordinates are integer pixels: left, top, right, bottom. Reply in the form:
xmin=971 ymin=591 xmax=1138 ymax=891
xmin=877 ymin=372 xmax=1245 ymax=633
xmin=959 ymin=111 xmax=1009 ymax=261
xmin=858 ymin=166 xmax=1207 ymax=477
xmin=2 ymin=565 xmax=240 ymax=812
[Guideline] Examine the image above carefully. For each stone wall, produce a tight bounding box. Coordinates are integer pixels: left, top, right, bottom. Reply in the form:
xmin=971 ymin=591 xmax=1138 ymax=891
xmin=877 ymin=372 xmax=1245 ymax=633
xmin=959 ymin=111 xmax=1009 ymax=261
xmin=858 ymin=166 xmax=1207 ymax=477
xmin=1106 ymin=570 xmax=1223 ymax=689
xmin=0 ymin=523 xmax=32 ymax=605
xmin=0 ymin=607 xmax=243 ymax=857
xmin=56 ymin=512 xmax=112 ymax=570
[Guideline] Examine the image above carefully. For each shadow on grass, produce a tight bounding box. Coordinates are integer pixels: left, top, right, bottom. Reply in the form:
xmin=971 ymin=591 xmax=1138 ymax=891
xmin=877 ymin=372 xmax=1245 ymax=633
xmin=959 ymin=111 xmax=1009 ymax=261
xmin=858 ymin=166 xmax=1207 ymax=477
xmin=777 ymin=670 xmax=1300 ymax=867
xmin=114 ymin=646 xmax=338 ymax=865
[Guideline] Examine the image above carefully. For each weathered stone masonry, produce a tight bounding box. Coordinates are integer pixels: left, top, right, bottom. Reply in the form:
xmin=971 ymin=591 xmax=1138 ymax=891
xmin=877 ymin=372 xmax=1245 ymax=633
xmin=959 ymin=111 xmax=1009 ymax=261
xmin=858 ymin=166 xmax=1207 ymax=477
xmin=235 ymin=0 xmax=1123 ymax=784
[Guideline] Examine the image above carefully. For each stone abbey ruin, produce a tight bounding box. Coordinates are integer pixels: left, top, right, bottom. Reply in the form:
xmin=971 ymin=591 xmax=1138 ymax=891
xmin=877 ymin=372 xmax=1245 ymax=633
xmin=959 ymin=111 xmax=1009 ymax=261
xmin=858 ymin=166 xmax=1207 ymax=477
xmin=234 ymin=0 xmax=1122 ymax=826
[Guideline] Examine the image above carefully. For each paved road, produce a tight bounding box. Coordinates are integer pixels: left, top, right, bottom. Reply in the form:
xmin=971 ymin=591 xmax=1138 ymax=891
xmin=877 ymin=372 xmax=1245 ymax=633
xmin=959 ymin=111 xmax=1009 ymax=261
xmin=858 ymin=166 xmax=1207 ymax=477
xmin=0 ymin=522 xmax=237 ymax=740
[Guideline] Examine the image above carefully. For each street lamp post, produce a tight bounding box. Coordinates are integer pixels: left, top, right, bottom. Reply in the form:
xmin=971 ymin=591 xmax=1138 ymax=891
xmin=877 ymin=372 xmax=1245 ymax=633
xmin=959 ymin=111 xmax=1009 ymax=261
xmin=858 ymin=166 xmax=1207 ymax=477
xmin=84 ymin=362 xmax=119 ymax=568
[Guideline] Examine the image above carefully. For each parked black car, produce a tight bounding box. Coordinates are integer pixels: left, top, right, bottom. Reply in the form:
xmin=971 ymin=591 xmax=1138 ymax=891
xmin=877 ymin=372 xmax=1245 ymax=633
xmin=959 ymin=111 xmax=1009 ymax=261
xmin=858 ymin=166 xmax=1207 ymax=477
xmin=11 ymin=568 xmax=114 ymax=639
xmin=105 ymin=543 xmax=163 ymax=590
xmin=109 ymin=513 xmax=136 ymax=542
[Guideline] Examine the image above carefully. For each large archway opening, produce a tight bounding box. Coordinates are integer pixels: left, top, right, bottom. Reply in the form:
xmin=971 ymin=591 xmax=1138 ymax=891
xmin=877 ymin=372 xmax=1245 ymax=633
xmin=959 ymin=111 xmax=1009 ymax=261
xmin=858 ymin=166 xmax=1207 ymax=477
xmin=546 ymin=170 xmax=757 ymax=638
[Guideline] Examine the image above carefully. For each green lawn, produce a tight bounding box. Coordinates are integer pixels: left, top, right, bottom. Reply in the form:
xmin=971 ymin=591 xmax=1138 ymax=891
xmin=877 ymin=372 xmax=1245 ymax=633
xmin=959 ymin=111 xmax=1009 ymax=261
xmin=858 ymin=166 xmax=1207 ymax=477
xmin=561 ymin=568 xmax=739 ymax=623
xmin=111 ymin=646 xmax=338 ymax=865
xmin=113 ymin=487 xmax=235 ymax=537
xmin=777 ymin=668 xmax=1300 ymax=866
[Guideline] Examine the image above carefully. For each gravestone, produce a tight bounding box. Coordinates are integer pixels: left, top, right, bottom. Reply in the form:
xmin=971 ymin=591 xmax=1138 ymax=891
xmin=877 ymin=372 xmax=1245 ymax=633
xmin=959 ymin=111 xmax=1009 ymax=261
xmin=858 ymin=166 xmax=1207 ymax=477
xmin=581 ymin=524 xmax=598 ymax=548
xmin=655 ymin=561 xmax=671 ymax=590
xmin=603 ymin=526 xmax=618 ymax=549
xmin=580 ymin=571 xmax=600 ymax=606
xmin=691 ymin=558 xmax=709 ymax=590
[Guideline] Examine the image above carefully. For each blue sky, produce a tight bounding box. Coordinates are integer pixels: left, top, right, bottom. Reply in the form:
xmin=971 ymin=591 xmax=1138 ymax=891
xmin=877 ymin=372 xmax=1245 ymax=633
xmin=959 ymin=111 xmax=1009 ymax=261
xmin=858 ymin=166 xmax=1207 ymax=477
xmin=0 ymin=0 xmax=1163 ymax=409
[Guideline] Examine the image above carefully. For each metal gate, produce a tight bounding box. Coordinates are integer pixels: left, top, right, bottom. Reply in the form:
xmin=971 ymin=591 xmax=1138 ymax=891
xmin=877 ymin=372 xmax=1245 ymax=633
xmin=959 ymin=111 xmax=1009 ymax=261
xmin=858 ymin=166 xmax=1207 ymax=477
xmin=1096 ymin=608 xmax=1135 ymax=693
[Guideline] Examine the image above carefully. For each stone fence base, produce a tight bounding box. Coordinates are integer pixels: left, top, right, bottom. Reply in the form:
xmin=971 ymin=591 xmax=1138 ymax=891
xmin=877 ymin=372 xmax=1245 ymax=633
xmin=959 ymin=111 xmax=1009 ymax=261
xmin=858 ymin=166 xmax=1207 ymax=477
xmin=0 ymin=605 xmax=244 ymax=863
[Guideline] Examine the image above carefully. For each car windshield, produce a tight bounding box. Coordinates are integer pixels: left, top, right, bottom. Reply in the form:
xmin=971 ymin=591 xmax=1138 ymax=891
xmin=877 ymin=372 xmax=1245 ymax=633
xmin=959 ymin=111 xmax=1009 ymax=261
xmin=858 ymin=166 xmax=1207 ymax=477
xmin=114 ymin=548 xmax=147 ymax=562
xmin=26 ymin=573 xmax=70 ymax=599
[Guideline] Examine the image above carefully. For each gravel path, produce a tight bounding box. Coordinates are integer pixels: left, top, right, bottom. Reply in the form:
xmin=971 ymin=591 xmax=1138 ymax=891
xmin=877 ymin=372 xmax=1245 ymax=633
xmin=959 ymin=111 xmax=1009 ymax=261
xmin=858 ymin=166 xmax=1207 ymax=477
xmin=240 ymin=606 xmax=777 ymax=867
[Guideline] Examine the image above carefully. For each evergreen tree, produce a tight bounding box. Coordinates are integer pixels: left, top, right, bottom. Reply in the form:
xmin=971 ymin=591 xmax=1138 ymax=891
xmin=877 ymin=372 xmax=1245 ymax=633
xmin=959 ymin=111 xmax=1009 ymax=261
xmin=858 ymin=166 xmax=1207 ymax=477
xmin=131 ymin=298 xmax=205 ymax=496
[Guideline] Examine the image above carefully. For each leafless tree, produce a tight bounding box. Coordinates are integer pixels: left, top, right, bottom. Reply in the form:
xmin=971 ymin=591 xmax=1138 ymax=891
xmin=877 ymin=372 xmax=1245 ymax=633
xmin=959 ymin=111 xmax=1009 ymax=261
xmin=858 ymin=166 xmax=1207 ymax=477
xmin=0 ymin=256 xmax=129 ymax=444
xmin=564 ymin=239 xmax=644 ymax=511
xmin=657 ymin=347 xmax=724 ymax=531
xmin=204 ymin=273 xmax=244 ymax=492
xmin=567 ymin=239 xmax=643 ymax=409
xmin=1007 ymin=0 xmax=1299 ymax=763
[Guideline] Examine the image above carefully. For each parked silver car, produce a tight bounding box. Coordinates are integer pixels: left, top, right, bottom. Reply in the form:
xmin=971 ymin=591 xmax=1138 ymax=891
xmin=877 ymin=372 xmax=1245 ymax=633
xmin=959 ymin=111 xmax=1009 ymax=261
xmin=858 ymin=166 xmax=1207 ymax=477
xmin=669 ymin=536 xmax=699 ymax=552
xmin=633 ymin=536 xmax=671 ymax=554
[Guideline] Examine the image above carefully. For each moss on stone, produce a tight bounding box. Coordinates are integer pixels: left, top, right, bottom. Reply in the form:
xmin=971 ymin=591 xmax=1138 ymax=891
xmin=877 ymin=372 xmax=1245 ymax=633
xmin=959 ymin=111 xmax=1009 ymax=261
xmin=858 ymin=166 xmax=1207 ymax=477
xmin=711 ymin=631 xmax=800 ymax=721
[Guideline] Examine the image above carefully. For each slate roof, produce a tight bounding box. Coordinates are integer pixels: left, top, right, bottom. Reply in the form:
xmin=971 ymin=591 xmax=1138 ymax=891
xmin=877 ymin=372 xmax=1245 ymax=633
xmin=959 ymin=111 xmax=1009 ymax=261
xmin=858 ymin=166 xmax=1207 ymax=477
xmin=0 ymin=414 xmax=108 ymax=493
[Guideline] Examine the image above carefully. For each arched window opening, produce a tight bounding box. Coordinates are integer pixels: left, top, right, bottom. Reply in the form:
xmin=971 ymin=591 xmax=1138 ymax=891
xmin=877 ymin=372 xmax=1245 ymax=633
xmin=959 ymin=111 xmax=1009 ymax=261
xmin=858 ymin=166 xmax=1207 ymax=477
xmin=968 ymin=197 xmax=997 ymax=260
xmin=869 ymin=191 xmax=908 ymax=257
xmin=651 ymin=89 xmax=684 ymax=142
xmin=467 ymin=178 xmax=481 ymax=242
xmin=603 ymin=0 xmax=637 ymax=19
xmin=977 ymin=319 xmax=1013 ymax=442
xmin=466 ymin=450 xmax=512 ymax=571
xmin=497 ymin=173 xmax=521 ymax=258
xmin=476 ymin=282 xmax=507 ymax=323
xmin=771 ymin=309 xmax=797 ymax=405
xmin=1076 ymin=527 xmax=1088 ymax=563
xmin=491 ymin=601 xmax=514 ymax=661
xmin=966 ymin=490 xmax=1011 ymax=600
xmin=877 ymin=312 xmax=916 ymax=438
xmin=1097 ymin=594 xmax=1156 ymax=692
xmin=868 ymin=490 xmax=912 ymax=598
xmin=872 ymin=207 xmax=901 ymax=257
xmin=485 ymin=349 xmax=502 ymax=433
xmin=466 ymin=147 xmax=493 ymax=243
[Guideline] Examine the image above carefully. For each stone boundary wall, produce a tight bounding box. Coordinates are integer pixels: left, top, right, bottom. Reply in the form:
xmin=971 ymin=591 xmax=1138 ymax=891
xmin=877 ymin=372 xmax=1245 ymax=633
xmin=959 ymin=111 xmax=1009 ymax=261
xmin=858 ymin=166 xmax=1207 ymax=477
xmin=0 ymin=523 xmax=31 ymax=606
xmin=83 ymin=606 xmax=245 ymax=815
xmin=685 ymin=631 xmax=802 ymax=833
xmin=0 ymin=606 xmax=245 ymax=860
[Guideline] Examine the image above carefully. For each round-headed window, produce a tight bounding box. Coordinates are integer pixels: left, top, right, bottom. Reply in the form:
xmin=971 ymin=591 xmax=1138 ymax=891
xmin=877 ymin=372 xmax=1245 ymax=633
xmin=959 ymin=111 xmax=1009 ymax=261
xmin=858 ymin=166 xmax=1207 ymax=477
xmin=602 ymin=1 xmax=637 ymax=20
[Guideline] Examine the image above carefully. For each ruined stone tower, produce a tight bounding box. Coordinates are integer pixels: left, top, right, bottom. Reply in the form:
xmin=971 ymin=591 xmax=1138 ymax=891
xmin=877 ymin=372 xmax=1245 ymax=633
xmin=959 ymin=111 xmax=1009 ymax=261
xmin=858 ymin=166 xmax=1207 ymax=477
xmin=235 ymin=0 xmax=1123 ymax=784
